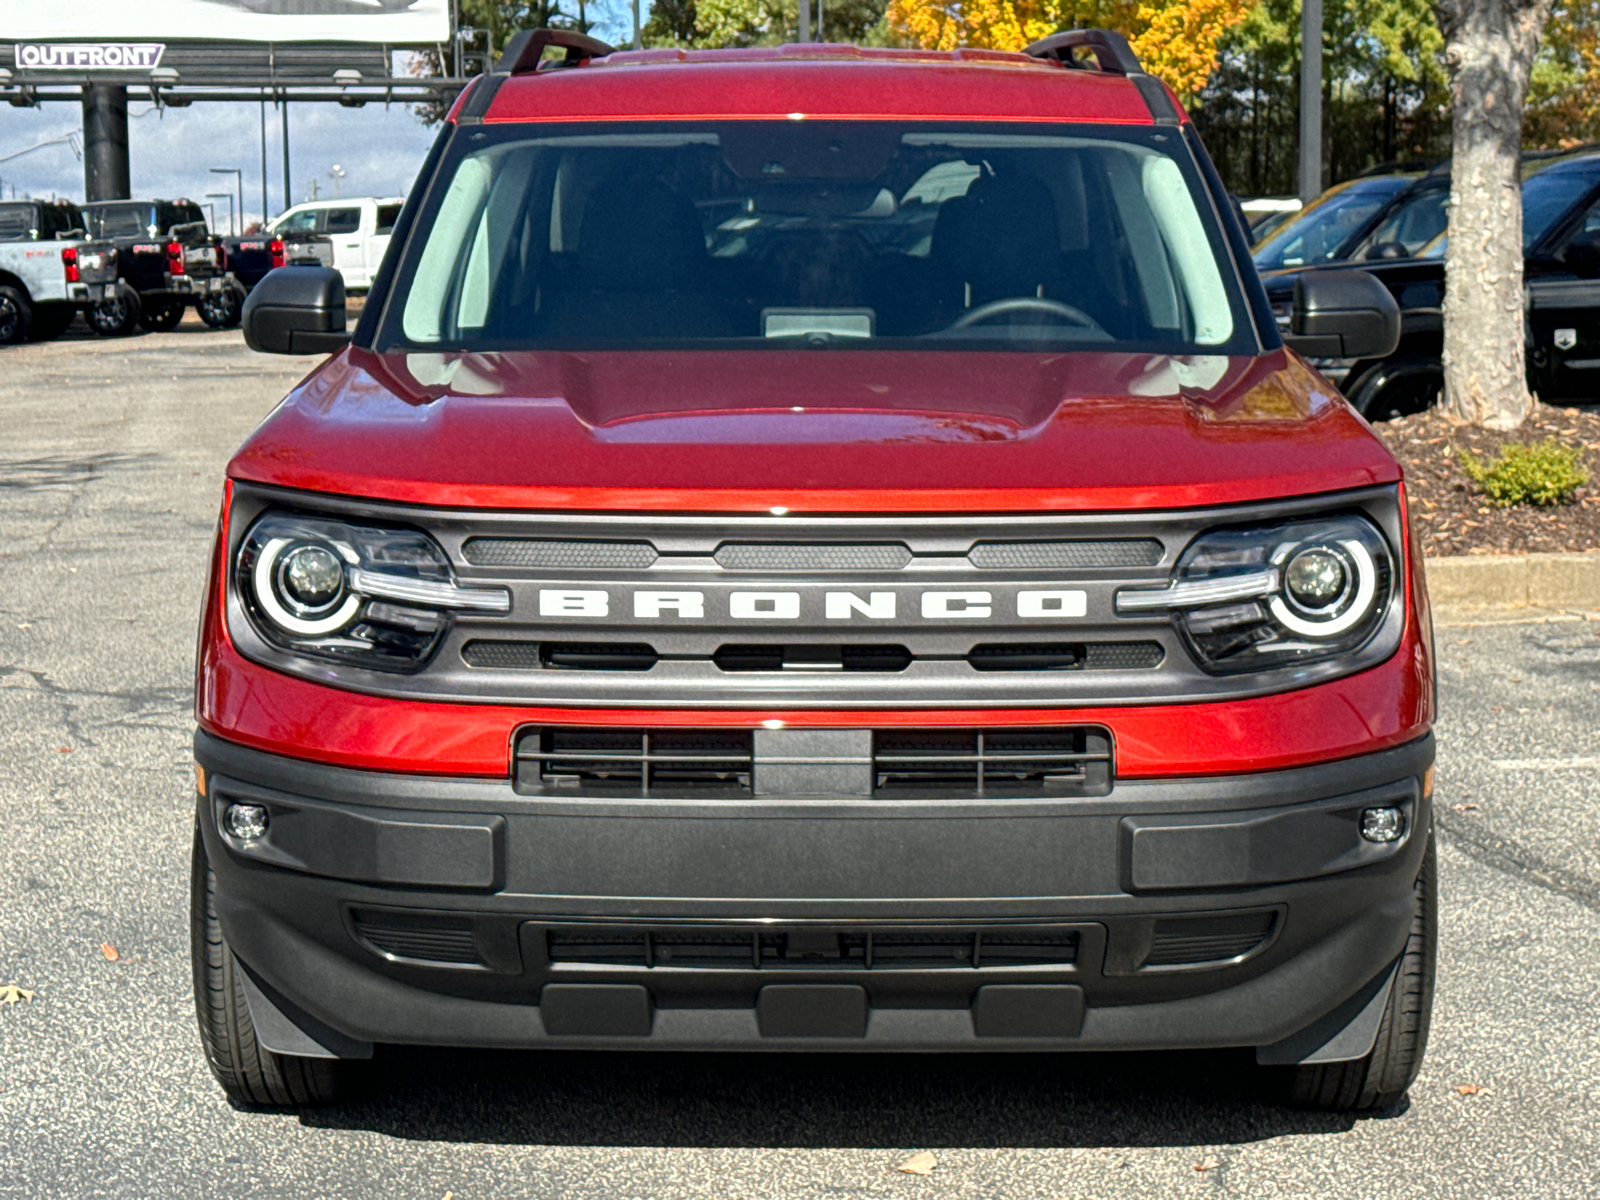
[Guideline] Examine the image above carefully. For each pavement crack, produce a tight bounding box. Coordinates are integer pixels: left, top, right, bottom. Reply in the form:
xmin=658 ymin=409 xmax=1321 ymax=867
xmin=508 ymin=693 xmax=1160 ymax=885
xmin=1437 ymin=810 xmax=1600 ymax=914
xmin=0 ymin=665 xmax=189 ymax=748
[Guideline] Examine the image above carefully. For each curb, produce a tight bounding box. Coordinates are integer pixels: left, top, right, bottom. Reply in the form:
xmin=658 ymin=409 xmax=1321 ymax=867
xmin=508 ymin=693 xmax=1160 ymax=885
xmin=1426 ymin=551 xmax=1600 ymax=615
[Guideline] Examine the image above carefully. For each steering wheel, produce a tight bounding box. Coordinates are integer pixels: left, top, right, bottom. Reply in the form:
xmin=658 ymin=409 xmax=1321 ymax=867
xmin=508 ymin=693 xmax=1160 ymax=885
xmin=948 ymin=296 xmax=1107 ymax=336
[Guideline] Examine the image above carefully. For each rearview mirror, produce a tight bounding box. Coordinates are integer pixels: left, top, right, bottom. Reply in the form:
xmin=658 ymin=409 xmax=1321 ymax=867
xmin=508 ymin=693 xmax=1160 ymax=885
xmin=242 ymin=266 xmax=351 ymax=355
xmin=1283 ymin=270 xmax=1400 ymax=360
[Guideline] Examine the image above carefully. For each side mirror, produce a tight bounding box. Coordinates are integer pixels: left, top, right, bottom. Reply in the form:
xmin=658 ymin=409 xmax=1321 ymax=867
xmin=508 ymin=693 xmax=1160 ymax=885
xmin=1284 ymin=270 xmax=1400 ymax=360
xmin=1563 ymin=229 xmax=1600 ymax=276
xmin=242 ymin=266 xmax=351 ymax=355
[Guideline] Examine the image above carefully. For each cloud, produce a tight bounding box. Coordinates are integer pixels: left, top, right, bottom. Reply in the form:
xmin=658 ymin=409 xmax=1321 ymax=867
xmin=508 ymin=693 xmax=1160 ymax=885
xmin=0 ymin=94 xmax=436 ymax=230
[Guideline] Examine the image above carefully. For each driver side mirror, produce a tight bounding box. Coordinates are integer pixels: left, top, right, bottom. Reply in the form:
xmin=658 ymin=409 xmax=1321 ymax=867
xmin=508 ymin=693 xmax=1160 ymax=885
xmin=1564 ymin=229 xmax=1600 ymax=276
xmin=242 ymin=266 xmax=351 ymax=355
xmin=1283 ymin=270 xmax=1401 ymax=360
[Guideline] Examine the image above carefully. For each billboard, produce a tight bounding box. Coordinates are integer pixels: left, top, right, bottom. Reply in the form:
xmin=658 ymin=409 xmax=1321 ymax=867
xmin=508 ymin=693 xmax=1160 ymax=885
xmin=0 ymin=0 xmax=449 ymax=44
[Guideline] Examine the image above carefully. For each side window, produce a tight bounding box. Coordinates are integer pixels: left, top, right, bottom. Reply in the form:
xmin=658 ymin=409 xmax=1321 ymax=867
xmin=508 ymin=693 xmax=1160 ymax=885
xmin=376 ymin=204 xmax=402 ymax=234
xmin=276 ymin=209 xmax=322 ymax=234
xmin=325 ymin=208 xmax=361 ymax=235
xmin=1580 ymin=201 xmax=1600 ymax=235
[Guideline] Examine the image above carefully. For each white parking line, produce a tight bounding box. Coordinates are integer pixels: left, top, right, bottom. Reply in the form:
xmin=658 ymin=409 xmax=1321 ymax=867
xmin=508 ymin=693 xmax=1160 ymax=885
xmin=1491 ymin=758 xmax=1600 ymax=770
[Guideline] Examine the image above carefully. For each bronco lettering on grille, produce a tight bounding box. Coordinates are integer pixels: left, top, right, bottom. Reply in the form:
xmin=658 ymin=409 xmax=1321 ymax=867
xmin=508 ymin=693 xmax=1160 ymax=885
xmin=533 ymin=588 xmax=1088 ymax=621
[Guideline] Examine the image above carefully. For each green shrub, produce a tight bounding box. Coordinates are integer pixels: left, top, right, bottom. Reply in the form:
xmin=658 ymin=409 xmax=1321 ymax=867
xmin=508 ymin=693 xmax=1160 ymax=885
xmin=1458 ymin=440 xmax=1590 ymax=507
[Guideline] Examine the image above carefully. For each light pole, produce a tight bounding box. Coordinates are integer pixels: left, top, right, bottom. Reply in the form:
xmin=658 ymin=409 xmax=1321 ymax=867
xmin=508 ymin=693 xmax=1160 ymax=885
xmin=1299 ymin=0 xmax=1323 ymax=202
xmin=328 ymin=164 xmax=346 ymax=199
xmin=205 ymin=191 xmax=234 ymax=236
xmin=210 ymin=166 xmax=243 ymax=232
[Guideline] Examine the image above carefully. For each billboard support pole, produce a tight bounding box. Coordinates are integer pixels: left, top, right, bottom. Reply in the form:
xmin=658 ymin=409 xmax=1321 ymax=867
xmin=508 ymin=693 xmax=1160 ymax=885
xmin=82 ymin=83 xmax=131 ymax=203
xmin=281 ymin=99 xmax=291 ymax=211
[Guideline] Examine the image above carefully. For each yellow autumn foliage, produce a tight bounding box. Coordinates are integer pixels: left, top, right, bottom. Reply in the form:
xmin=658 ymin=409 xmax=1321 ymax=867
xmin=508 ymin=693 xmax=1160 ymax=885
xmin=885 ymin=0 xmax=1253 ymax=102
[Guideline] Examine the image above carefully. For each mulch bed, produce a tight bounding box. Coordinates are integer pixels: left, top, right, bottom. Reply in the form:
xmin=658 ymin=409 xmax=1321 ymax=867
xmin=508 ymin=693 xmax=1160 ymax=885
xmin=1374 ymin=401 xmax=1600 ymax=557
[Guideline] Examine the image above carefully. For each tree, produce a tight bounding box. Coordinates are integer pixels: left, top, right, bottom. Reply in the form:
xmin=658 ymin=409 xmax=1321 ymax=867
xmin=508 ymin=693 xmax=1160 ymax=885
xmin=883 ymin=0 xmax=1252 ymax=103
xmin=1434 ymin=0 xmax=1556 ymax=428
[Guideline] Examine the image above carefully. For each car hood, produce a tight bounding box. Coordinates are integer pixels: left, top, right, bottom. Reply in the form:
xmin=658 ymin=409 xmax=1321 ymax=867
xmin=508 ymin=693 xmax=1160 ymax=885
xmin=227 ymin=347 xmax=1399 ymax=512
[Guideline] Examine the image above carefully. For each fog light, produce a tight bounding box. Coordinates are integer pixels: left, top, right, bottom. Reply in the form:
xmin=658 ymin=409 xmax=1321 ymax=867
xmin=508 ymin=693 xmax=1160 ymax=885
xmin=1360 ymin=806 xmax=1406 ymax=843
xmin=224 ymin=802 xmax=269 ymax=841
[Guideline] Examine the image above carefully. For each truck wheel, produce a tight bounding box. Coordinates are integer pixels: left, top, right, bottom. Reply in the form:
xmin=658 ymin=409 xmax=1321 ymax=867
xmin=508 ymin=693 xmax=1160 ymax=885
xmin=86 ymin=292 xmax=141 ymax=337
xmin=1346 ymin=357 xmax=1442 ymax=422
xmin=26 ymin=301 xmax=75 ymax=342
xmin=191 ymin=829 xmax=352 ymax=1107
xmin=1283 ymin=831 xmax=1436 ymax=1111
xmin=197 ymin=286 xmax=244 ymax=329
xmin=138 ymin=301 xmax=185 ymax=333
xmin=0 ymin=284 xmax=32 ymax=344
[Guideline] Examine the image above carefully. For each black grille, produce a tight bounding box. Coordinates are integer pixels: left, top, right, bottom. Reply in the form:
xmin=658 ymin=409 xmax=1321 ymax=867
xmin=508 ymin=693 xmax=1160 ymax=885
xmin=352 ymin=910 xmax=481 ymax=966
xmin=873 ymin=728 xmax=1112 ymax=796
xmin=460 ymin=538 xmax=657 ymax=569
xmin=1143 ymin=912 xmax=1277 ymax=967
xmin=517 ymin=728 xmax=755 ymax=794
xmin=967 ymin=539 xmax=1164 ymax=569
xmin=967 ymin=642 xmax=1163 ymax=671
xmin=1083 ymin=642 xmax=1165 ymax=670
xmin=712 ymin=644 xmax=913 ymax=672
xmin=714 ymin=543 xmax=912 ymax=571
xmin=544 ymin=925 xmax=1080 ymax=970
xmin=463 ymin=641 xmax=660 ymax=670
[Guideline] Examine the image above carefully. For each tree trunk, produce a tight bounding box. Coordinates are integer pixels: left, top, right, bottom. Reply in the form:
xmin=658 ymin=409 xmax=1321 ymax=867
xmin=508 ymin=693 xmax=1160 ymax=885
xmin=1435 ymin=0 xmax=1553 ymax=429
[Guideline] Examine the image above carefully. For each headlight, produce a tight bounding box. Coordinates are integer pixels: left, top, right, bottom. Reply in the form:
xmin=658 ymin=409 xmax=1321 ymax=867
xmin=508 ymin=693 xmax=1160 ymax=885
xmin=237 ymin=513 xmax=509 ymax=671
xmin=1115 ymin=514 xmax=1395 ymax=674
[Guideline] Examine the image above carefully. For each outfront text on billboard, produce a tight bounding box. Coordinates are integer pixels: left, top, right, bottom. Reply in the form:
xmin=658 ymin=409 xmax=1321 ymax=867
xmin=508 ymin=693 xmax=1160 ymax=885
xmin=0 ymin=0 xmax=448 ymax=44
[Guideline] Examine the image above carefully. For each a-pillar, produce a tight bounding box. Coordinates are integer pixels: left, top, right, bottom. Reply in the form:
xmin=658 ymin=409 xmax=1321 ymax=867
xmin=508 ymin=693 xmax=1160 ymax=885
xmin=83 ymin=83 xmax=131 ymax=202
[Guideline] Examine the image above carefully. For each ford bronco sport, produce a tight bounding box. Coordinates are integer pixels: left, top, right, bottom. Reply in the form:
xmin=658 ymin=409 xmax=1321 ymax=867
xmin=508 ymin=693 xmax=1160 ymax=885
xmin=193 ymin=29 xmax=1432 ymax=1112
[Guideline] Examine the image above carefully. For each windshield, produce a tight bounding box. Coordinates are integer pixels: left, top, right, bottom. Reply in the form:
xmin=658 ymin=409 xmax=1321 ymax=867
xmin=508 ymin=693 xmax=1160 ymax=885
xmin=85 ymin=203 xmax=158 ymax=239
xmin=1252 ymin=177 xmax=1411 ymax=271
xmin=386 ymin=122 xmax=1249 ymax=354
xmin=1521 ymin=167 xmax=1600 ymax=248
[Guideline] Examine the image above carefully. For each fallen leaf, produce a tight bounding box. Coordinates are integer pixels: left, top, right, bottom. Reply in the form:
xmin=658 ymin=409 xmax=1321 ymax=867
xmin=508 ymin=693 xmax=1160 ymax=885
xmin=1455 ymin=1084 xmax=1486 ymax=1096
xmin=896 ymin=1151 xmax=938 ymax=1176
xmin=100 ymin=943 xmax=119 ymax=962
xmin=1194 ymin=1156 xmax=1219 ymax=1172
xmin=1452 ymin=803 xmax=1479 ymax=812
xmin=56 ymin=747 xmax=72 ymax=754
xmin=0 ymin=984 xmax=35 ymax=1005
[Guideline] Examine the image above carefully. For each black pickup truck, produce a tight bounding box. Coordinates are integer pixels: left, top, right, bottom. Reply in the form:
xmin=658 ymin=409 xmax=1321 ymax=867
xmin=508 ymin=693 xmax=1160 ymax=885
xmin=1260 ymin=149 xmax=1600 ymax=417
xmin=222 ymin=228 xmax=334 ymax=292
xmin=77 ymin=200 xmax=245 ymax=336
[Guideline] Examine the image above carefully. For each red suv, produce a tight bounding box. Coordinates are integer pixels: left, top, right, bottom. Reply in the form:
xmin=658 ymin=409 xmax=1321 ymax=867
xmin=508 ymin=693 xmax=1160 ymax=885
xmin=193 ymin=29 xmax=1431 ymax=1112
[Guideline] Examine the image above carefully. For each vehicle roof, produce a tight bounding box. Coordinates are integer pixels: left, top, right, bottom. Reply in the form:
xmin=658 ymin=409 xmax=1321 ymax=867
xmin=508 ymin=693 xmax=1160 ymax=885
xmin=282 ymin=196 xmax=407 ymax=208
xmin=478 ymin=47 xmax=1172 ymax=126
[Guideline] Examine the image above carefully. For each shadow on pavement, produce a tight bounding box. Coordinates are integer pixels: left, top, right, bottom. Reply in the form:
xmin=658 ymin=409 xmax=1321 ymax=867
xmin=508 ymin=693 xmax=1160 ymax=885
xmin=299 ymin=1047 xmax=1379 ymax=1148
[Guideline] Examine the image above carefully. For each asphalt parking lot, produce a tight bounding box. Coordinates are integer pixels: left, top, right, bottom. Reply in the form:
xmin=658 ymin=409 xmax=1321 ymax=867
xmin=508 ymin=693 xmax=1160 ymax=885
xmin=1 ymin=320 xmax=1597 ymax=1199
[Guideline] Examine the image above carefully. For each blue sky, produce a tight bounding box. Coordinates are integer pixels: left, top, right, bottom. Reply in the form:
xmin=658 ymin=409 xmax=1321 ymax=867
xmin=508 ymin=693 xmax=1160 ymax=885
xmin=0 ymin=15 xmax=651 ymax=229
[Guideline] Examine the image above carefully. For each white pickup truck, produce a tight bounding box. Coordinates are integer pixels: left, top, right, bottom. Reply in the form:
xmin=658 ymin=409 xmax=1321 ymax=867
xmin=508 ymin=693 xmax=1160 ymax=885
xmin=267 ymin=197 xmax=404 ymax=291
xmin=0 ymin=200 xmax=91 ymax=343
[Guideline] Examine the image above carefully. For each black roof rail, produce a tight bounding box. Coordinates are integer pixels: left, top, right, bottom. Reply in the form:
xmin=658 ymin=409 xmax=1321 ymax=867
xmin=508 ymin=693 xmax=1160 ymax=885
xmin=1024 ymin=28 xmax=1180 ymax=125
xmin=1022 ymin=29 xmax=1143 ymax=75
xmin=496 ymin=28 xmax=616 ymax=75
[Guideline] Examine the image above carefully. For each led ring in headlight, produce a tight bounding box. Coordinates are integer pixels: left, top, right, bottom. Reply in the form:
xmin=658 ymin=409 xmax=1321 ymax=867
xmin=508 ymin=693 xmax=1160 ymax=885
xmin=1268 ymin=539 xmax=1377 ymax=637
xmin=252 ymin=536 xmax=361 ymax=636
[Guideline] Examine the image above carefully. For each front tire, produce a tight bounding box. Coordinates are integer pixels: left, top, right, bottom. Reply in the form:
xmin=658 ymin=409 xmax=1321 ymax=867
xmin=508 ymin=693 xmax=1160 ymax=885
xmin=191 ymin=828 xmax=351 ymax=1107
xmin=138 ymin=300 xmax=185 ymax=333
xmin=1284 ymin=831 xmax=1436 ymax=1111
xmin=26 ymin=301 xmax=75 ymax=342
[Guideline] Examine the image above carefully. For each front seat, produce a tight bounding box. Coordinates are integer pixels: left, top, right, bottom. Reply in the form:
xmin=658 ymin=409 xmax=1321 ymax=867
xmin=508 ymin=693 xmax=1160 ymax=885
xmin=540 ymin=175 xmax=738 ymax=339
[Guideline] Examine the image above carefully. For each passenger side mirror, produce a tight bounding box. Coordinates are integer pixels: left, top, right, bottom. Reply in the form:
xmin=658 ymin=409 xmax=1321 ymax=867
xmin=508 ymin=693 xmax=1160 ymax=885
xmin=1563 ymin=229 xmax=1600 ymax=276
xmin=242 ymin=266 xmax=351 ymax=355
xmin=1283 ymin=270 xmax=1401 ymax=360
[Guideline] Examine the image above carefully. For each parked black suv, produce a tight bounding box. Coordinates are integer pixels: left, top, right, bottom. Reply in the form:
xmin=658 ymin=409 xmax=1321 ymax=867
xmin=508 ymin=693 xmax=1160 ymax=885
xmin=1252 ymin=164 xmax=1446 ymax=273
xmin=1263 ymin=150 xmax=1600 ymax=416
xmin=79 ymin=200 xmax=243 ymax=336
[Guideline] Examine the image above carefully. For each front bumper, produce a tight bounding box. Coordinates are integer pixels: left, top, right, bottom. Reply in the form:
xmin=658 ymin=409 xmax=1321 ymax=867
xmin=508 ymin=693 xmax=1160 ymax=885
xmin=196 ymin=730 xmax=1433 ymax=1056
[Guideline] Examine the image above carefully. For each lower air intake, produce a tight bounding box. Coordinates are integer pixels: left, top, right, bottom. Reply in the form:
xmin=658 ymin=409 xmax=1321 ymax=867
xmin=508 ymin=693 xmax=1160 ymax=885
xmin=1142 ymin=911 xmax=1277 ymax=967
xmin=352 ymin=910 xmax=481 ymax=966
